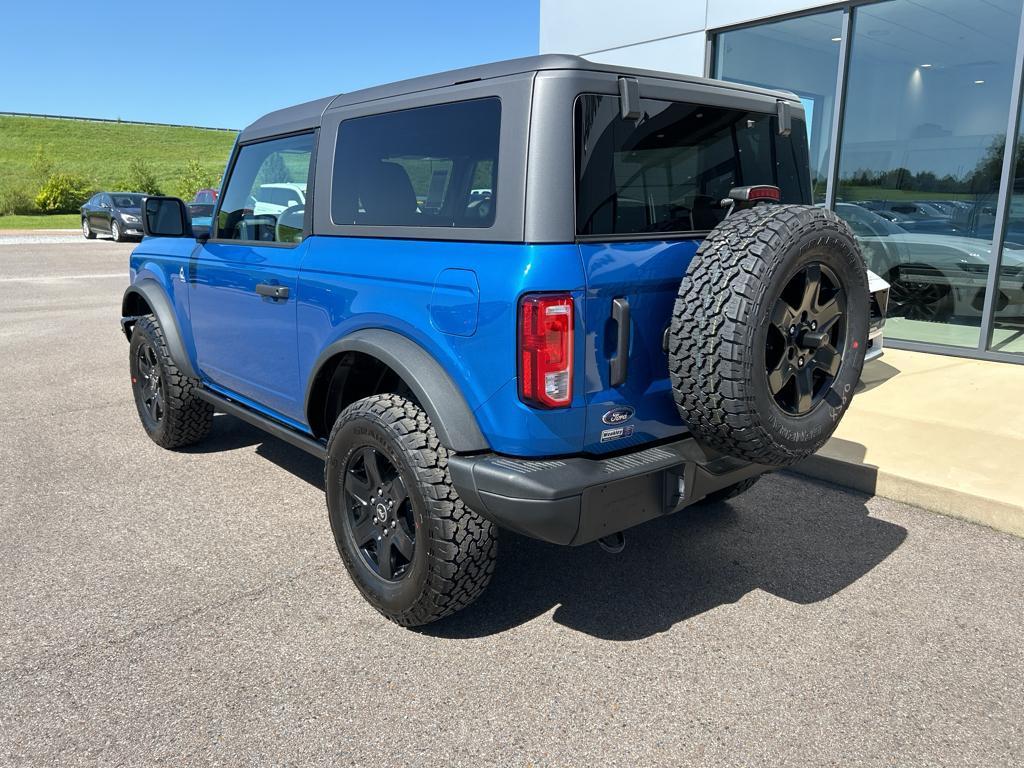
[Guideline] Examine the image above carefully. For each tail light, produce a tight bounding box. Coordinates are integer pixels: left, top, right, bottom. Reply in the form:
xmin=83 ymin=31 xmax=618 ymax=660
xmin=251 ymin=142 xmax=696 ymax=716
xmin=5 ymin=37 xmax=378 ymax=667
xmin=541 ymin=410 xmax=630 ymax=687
xmin=726 ymin=185 xmax=781 ymax=202
xmin=518 ymin=293 xmax=574 ymax=409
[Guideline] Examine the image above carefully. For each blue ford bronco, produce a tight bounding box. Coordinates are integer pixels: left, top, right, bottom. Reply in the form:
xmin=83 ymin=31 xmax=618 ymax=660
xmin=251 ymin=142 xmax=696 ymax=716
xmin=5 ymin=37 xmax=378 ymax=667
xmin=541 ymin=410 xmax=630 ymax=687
xmin=122 ymin=56 xmax=886 ymax=626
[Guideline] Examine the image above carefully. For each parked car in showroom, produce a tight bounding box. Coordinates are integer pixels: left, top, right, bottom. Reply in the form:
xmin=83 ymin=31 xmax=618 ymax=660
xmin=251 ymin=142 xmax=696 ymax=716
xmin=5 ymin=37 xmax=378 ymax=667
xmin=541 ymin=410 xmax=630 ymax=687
xmin=837 ymin=202 xmax=1024 ymax=322
xmin=81 ymin=192 xmax=145 ymax=241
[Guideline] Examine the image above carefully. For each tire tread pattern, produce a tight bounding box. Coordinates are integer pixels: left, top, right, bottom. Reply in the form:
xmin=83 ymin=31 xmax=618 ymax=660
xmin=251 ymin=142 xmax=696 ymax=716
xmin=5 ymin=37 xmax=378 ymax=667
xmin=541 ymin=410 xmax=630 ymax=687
xmin=668 ymin=205 xmax=862 ymax=466
xmin=133 ymin=314 xmax=213 ymax=449
xmin=327 ymin=394 xmax=496 ymax=627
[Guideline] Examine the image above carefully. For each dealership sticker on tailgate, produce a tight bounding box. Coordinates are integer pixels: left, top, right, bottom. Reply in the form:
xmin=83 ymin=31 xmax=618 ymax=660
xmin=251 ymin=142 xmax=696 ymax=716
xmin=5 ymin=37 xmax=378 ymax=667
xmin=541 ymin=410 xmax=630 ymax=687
xmin=600 ymin=425 xmax=635 ymax=443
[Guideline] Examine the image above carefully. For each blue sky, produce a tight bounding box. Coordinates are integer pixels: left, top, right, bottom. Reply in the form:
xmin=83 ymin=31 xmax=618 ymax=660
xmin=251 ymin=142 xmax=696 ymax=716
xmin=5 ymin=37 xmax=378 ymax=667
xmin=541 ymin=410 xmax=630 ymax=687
xmin=2 ymin=1 xmax=539 ymax=129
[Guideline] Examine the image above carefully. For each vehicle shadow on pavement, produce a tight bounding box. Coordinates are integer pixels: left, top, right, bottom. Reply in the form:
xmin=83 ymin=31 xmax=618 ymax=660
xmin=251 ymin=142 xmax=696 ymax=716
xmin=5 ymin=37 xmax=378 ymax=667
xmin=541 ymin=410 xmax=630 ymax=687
xmin=427 ymin=473 xmax=907 ymax=641
xmin=194 ymin=418 xmax=908 ymax=642
xmin=183 ymin=415 xmax=327 ymax=488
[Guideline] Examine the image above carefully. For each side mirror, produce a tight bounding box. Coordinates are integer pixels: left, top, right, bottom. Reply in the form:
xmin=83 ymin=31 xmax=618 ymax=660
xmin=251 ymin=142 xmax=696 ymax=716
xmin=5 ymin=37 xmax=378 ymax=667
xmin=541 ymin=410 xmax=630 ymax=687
xmin=143 ymin=196 xmax=199 ymax=239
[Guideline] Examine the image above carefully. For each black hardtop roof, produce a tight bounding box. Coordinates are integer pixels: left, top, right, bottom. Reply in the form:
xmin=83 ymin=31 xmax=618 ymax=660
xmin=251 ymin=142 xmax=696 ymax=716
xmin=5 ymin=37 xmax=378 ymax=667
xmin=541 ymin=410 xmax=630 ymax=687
xmin=239 ymin=54 xmax=798 ymax=143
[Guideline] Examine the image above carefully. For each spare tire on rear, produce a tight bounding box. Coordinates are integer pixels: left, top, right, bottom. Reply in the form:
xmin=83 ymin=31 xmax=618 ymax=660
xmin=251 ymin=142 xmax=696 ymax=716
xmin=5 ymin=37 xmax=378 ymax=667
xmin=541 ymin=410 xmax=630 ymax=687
xmin=668 ymin=205 xmax=868 ymax=467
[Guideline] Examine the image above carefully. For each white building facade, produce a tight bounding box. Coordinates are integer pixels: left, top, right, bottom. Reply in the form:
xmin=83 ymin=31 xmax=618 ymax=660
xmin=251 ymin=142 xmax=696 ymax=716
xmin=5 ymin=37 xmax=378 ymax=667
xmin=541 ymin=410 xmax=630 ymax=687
xmin=541 ymin=0 xmax=1024 ymax=362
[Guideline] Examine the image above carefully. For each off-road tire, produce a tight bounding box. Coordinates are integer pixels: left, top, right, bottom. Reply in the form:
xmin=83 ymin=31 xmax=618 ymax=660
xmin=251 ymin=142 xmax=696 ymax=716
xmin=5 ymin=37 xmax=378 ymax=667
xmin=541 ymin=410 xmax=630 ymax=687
xmin=325 ymin=394 xmax=497 ymax=627
xmin=129 ymin=314 xmax=213 ymax=449
xmin=82 ymin=218 xmax=96 ymax=239
xmin=669 ymin=205 xmax=869 ymax=467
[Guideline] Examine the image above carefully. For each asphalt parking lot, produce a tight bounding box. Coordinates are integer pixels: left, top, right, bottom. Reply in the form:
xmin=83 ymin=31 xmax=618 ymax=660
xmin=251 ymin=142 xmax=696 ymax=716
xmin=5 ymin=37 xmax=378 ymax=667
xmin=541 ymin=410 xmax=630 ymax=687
xmin=1 ymin=235 xmax=1023 ymax=767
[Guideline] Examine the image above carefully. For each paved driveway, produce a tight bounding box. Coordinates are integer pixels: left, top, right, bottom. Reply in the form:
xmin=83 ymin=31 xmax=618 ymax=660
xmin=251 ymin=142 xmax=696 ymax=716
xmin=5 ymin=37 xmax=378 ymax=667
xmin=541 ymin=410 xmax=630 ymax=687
xmin=1 ymin=237 xmax=1022 ymax=766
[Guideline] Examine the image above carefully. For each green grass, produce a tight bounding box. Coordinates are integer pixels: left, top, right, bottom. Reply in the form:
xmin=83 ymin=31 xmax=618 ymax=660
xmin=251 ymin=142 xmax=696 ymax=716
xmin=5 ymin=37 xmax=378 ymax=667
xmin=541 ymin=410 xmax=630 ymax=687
xmin=0 ymin=213 xmax=80 ymax=230
xmin=837 ymin=185 xmax=972 ymax=202
xmin=0 ymin=115 xmax=236 ymax=203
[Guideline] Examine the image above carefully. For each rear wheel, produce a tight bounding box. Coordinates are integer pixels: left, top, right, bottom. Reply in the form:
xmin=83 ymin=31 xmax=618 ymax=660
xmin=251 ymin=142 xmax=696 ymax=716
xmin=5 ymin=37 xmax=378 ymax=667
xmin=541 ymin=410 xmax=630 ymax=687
xmin=669 ymin=205 xmax=869 ymax=467
xmin=326 ymin=394 xmax=496 ymax=626
xmin=129 ymin=315 xmax=213 ymax=449
xmin=82 ymin=218 xmax=96 ymax=239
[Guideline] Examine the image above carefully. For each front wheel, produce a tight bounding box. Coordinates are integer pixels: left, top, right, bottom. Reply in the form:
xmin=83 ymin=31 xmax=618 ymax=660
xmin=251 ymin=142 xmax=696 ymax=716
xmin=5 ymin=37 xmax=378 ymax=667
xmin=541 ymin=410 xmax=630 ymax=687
xmin=110 ymin=219 xmax=124 ymax=242
xmin=886 ymin=264 xmax=954 ymax=322
xmin=325 ymin=394 xmax=497 ymax=627
xmin=129 ymin=315 xmax=213 ymax=448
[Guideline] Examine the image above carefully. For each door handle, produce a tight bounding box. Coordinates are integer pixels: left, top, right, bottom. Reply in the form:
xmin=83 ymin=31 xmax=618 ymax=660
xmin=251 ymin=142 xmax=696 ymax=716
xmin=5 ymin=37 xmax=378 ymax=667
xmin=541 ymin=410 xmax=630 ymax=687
xmin=609 ymin=297 xmax=630 ymax=387
xmin=255 ymin=283 xmax=289 ymax=300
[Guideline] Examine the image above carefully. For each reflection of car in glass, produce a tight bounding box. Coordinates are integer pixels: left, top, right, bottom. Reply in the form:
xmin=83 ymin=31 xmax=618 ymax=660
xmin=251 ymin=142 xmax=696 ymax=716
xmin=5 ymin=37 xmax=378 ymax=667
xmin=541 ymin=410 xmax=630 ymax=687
xmin=251 ymin=182 xmax=306 ymax=216
xmin=853 ymin=199 xmax=959 ymax=235
xmin=837 ymin=203 xmax=1024 ymax=322
xmin=919 ymin=199 xmax=973 ymax=217
xmin=81 ymin=192 xmax=145 ymax=242
xmin=858 ymin=199 xmax=948 ymax=220
xmin=943 ymin=197 xmax=1024 ymax=249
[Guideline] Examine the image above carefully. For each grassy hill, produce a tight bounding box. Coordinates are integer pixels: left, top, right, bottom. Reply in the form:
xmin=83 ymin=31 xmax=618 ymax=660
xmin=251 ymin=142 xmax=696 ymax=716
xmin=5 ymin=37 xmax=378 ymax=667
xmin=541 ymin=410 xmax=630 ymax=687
xmin=0 ymin=114 xmax=237 ymax=225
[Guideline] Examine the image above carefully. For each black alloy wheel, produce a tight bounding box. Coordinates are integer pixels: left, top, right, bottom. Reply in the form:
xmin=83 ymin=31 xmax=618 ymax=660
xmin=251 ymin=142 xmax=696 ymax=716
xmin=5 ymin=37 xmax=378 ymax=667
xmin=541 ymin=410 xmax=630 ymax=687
xmin=669 ymin=204 xmax=868 ymax=466
xmin=134 ymin=341 xmax=165 ymax=425
xmin=325 ymin=394 xmax=497 ymax=626
xmin=887 ymin=264 xmax=953 ymax=322
xmin=128 ymin=314 xmax=213 ymax=449
xmin=342 ymin=445 xmax=416 ymax=581
xmin=764 ymin=262 xmax=847 ymax=416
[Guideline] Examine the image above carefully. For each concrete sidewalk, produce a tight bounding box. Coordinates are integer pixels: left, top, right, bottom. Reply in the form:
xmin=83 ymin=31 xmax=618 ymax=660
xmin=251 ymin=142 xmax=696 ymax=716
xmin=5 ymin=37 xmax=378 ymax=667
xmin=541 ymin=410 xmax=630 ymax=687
xmin=795 ymin=348 xmax=1024 ymax=536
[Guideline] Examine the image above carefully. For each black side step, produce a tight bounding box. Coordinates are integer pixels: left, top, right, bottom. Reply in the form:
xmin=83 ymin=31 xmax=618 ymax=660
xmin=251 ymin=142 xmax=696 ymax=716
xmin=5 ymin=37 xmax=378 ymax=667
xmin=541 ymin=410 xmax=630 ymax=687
xmin=196 ymin=389 xmax=327 ymax=460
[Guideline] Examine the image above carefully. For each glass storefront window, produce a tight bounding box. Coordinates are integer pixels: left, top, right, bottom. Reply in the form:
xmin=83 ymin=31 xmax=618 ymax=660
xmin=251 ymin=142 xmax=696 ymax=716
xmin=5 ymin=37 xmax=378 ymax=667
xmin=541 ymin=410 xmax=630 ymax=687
xmin=835 ymin=0 xmax=1023 ymax=348
xmin=715 ymin=10 xmax=843 ymax=203
xmin=992 ymin=114 xmax=1024 ymax=354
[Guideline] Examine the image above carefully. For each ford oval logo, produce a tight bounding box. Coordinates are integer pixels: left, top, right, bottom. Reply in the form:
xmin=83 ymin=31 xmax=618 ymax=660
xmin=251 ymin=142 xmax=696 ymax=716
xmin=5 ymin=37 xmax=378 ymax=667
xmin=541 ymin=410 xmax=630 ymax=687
xmin=602 ymin=406 xmax=635 ymax=425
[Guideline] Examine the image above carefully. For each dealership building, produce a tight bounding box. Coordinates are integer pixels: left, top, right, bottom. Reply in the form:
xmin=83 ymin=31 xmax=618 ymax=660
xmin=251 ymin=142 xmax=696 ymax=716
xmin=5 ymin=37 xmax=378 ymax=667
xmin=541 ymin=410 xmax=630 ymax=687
xmin=541 ymin=0 xmax=1024 ymax=363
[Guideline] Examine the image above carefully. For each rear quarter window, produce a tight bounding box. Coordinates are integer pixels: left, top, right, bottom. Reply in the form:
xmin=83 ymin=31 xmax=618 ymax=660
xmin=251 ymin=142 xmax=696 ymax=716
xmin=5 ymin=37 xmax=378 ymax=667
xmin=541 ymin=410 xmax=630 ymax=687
xmin=331 ymin=98 xmax=500 ymax=229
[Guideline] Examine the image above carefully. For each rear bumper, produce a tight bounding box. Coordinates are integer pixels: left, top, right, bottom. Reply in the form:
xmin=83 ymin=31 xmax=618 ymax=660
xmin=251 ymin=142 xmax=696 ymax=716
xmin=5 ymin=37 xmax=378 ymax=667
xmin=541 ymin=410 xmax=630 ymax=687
xmin=448 ymin=437 xmax=770 ymax=546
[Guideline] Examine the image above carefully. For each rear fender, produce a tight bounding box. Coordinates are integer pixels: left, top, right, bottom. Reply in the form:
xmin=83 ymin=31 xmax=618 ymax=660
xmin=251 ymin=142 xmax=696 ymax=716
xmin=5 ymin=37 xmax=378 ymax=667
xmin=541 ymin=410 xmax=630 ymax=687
xmin=306 ymin=329 xmax=489 ymax=453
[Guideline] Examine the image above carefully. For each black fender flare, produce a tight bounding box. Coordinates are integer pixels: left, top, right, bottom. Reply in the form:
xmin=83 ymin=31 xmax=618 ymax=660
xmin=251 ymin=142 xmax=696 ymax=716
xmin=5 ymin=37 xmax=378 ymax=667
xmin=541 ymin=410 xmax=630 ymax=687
xmin=121 ymin=279 xmax=198 ymax=379
xmin=306 ymin=329 xmax=489 ymax=453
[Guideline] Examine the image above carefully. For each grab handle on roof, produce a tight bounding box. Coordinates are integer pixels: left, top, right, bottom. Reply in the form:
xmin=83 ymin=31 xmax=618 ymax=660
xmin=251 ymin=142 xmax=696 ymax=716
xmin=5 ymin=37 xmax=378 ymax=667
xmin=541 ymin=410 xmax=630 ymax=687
xmin=776 ymin=100 xmax=793 ymax=137
xmin=618 ymin=77 xmax=642 ymax=121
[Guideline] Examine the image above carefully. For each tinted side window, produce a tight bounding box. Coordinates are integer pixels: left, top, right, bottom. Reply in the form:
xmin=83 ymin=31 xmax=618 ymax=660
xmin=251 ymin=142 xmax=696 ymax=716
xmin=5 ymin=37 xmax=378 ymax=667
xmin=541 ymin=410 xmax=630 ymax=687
xmin=332 ymin=98 xmax=500 ymax=228
xmin=216 ymin=132 xmax=314 ymax=244
xmin=575 ymin=95 xmax=810 ymax=236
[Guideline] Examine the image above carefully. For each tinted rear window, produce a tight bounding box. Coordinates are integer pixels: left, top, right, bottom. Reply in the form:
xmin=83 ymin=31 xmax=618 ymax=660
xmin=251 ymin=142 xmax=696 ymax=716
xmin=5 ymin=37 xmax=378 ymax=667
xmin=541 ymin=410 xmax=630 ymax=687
xmin=575 ymin=94 xmax=810 ymax=237
xmin=332 ymin=98 xmax=500 ymax=228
